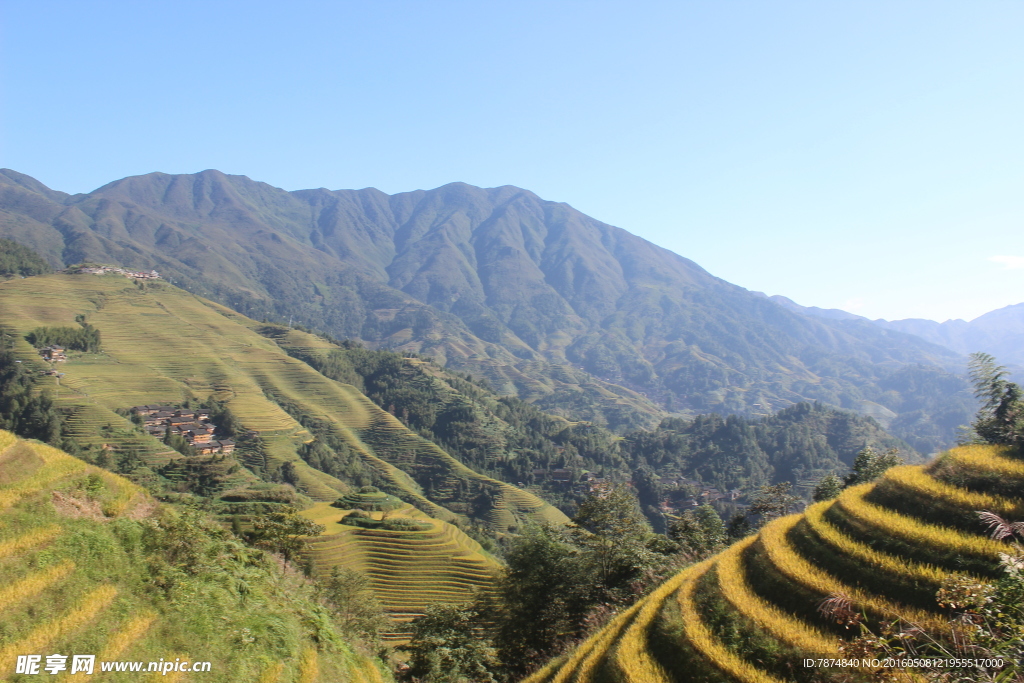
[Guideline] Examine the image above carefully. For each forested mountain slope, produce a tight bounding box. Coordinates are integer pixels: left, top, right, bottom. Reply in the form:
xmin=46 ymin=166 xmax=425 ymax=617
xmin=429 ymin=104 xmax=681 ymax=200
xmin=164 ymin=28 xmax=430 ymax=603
xmin=0 ymin=169 xmax=973 ymax=448
xmin=263 ymin=327 xmax=916 ymax=519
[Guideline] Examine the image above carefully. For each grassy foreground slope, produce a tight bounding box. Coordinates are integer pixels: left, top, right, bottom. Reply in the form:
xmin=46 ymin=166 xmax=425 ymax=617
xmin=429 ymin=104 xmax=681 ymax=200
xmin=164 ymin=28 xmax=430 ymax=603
xmin=0 ymin=273 xmax=567 ymax=532
xmin=529 ymin=444 xmax=1023 ymax=683
xmin=300 ymin=501 xmax=501 ymax=641
xmin=0 ymin=430 xmax=389 ymax=683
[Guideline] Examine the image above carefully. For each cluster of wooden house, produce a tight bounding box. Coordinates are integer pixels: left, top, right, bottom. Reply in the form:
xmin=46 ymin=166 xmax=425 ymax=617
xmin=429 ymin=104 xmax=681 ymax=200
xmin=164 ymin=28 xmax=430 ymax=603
xmin=531 ymin=467 xmax=574 ymax=483
xmin=664 ymin=486 xmax=745 ymax=513
xmin=39 ymin=345 xmax=67 ymax=362
xmin=72 ymin=265 xmax=160 ymax=279
xmin=529 ymin=467 xmax=745 ymax=508
xmin=131 ymin=405 xmax=235 ymax=455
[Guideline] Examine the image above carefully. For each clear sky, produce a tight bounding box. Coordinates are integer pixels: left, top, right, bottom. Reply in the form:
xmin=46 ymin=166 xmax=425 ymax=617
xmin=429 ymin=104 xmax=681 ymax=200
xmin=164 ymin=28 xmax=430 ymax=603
xmin=2 ymin=1 xmax=1022 ymax=322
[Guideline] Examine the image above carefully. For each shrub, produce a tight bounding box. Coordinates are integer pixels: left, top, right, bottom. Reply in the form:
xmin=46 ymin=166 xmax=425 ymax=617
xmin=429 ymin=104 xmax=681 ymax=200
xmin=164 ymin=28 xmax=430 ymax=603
xmin=26 ymin=324 xmax=101 ymax=352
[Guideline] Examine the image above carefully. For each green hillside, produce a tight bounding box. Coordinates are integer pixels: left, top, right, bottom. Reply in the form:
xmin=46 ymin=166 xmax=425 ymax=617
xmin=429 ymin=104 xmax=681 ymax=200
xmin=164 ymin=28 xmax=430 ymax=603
xmin=528 ymin=443 xmax=1024 ymax=683
xmin=0 ymin=272 xmax=566 ymax=535
xmin=0 ymin=430 xmax=390 ymax=682
xmin=0 ymin=169 xmax=976 ymax=448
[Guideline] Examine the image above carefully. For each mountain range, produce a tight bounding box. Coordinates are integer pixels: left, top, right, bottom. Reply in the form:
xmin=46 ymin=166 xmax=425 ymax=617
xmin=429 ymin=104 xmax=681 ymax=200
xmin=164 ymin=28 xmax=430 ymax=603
xmin=0 ymin=168 xmax=986 ymax=451
xmin=769 ymin=294 xmax=1024 ymax=370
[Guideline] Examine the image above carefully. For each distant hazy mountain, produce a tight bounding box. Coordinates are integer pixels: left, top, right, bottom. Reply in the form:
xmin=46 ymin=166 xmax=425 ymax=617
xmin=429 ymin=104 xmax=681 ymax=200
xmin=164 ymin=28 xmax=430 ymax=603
xmin=767 ymin=294 xmax=867 ymax=322
xmin=0 ymin=168 xmax=975 ymax=449
xmin=877 ymin=304 xmax=1024 ymax=369
xmin=769 ymin=293 xmax=1024 ymax=369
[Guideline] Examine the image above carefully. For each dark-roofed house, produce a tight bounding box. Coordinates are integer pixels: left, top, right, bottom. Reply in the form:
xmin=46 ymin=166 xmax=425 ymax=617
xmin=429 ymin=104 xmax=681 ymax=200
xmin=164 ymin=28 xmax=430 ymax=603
xmin=551 ymin=469 xmax=572 ymax=483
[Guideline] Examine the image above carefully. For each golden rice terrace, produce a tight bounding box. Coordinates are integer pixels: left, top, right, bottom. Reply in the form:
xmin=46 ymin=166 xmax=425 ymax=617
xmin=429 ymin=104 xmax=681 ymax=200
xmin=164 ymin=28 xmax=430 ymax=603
xmin=527 ymin=444 xmax=1024 ymax=683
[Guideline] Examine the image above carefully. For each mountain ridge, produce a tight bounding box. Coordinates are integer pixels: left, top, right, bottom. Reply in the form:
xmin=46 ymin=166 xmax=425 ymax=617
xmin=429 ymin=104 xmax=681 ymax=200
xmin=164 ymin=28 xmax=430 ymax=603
xmin=0 ymin=169 xmax=975 ymax=448
xmin=769 ymin=293 xmax=1024 ymax=370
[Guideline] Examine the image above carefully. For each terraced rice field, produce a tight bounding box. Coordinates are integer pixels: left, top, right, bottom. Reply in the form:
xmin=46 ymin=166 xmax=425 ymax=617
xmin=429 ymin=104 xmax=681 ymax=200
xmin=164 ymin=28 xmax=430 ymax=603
xmin=300 ymin=501 xmax=501 ymax=641
xmin=0 ymin=430 xmax=390 ymax=682
xmin=528 ymin=444 xmax=1023 ymax=683
xmin=0 ymin=275 xmax=327 ymax=490
xmin=0 ymin=275 xmax=566 ymax=531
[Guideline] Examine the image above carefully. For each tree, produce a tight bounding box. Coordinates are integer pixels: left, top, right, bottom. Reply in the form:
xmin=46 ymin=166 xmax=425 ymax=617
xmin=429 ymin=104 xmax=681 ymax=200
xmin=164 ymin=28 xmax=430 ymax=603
xmin=669 ymin=504 xmax=727 ymax=557
xmin=748 ymin=482 xmax=799 ymax=524
xmin=164 ymin=428 xmax=196 ymax=457
xmin=491 ymin=487 xmax=679 ymax=678
xmin=812 ymin=473 xmax=843 ymax=502
xmin=318 ymin=567 xmax=390 ymax=644
xmin=404 ymin=604 xmax=496 ymax=683
xmin=491 ymin=525 xmax=587 ymax=676
xmin=569 ymin=485 xmax=659 ymax=591
xmin=967 ymin=352 xmax=1024 ymax=446
xmin=632 ymin=466 xmax=667 ymax=533
xmin=246 ymin=511 xmax=325 ymax=560
xmin=843 ymin=446 xmax=903 ymax=487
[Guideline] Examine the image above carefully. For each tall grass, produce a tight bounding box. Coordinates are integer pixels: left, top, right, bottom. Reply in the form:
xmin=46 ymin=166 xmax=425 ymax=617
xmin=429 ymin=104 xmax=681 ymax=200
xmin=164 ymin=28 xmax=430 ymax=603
xmin=0 ymin=560 xmax=75 ymax=612
xmin=941 ymin=444 xmax=1024 ymax=477
xmin=548 ymin=602 xmax=643 ymax=683
xmin=0 ymin=430 xmax=16 ymax=451
xmin=715 ymin=536 xmax=841 ymax=655
xmin=0 ymin=524 xmax=61 ymax=557
xmin=297 ymin=646 xmax=319 ymax=683
xmin=361 ymin=658 xmax=387 ymax=683
xmin=98 ymin=612 xmax=157 ymax=660
xmin=0 ymin=585 xmax=117 ymax=670
xmin=258 ymin=662 xmax=284 ymax=683
xmin=0 ymin=456 xmax=86 ymax=508
xmin=878 ymin=465 xmax=1020 ymax=516
xmin=520 ymin=658 xmax=563 ymax=683
xmin=836 ymin=484 xmax=1005 ymax=560
xmin=347 ymin=665 xmax=369 ymax=683
xmin=757 ymin=515 xmax=946 ymax=631
xmin=676 ymin=560 xmax=787 ymax=683
xmin=803 ymin=501 xmax=949 ymax=586
xmin=157 ymin=658 xmax=188 ymax=683
xmin=95 ymin=468 xmax=143 ymax=516
xmin=611 ymin=563 xmax=702 ymax=683
xmin=0 ymin=429 xmax=393 ymax=682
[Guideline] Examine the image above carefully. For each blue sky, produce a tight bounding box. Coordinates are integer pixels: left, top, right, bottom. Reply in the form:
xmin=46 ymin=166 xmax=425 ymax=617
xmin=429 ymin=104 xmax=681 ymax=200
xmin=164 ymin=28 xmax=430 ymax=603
xmin=2 ymin=1 xmax=1022 ymax=322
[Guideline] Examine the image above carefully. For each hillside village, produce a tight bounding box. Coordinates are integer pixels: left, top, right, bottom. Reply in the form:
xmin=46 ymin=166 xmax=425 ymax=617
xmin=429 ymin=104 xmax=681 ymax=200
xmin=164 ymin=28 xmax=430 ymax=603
xmin=535 ymin=467 xmax=746 ymax=513
xmin=69 ymin=264 xmax=160 ymax=279
xmin=131 ymin=404 xmax=235 ymax=455
xmin=38 ymin=344 xmax=67 ymax=370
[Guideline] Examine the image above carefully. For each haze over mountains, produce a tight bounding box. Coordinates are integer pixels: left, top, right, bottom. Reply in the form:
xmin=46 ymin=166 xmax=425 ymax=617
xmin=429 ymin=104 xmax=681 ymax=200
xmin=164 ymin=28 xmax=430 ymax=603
xmin=770 ymin=295 xmax=1024 ymax=370
xmin=0 ymin=168 xmax=987 ymax=450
